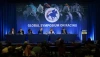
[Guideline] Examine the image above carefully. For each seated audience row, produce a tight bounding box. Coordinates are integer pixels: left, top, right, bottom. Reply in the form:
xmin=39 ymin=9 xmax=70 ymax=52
xmin=0 ymin=39 xmax=100 ymax=57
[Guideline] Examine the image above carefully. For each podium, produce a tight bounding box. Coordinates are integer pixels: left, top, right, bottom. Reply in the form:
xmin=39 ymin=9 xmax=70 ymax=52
xmin=82 ymin=30 xmax=87 ymax=43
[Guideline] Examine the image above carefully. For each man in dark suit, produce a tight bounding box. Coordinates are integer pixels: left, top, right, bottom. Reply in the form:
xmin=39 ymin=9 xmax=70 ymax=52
xmin=61 ymin=27 xmax=67 ymax=34
xmin=9 ymin=28 xmax=16 ymax=35
xmin=18 ymin=28 xmax=24 ymax=35
xmin=28 ymin=29 xmax=33 ymax=34
xmin=38 ymin=28 xmax=43 ymax=34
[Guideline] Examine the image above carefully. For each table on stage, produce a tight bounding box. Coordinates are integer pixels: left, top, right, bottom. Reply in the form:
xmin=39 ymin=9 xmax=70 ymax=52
xmin=5 ymin=34 xmax=77 ymax=43
xmin=49 ymin=34 xmax=77 ymax=43
xmin=5 ymin=35 xmax=26 ymax=43
xmin=27 ymin=34 xmax=48 ymax=43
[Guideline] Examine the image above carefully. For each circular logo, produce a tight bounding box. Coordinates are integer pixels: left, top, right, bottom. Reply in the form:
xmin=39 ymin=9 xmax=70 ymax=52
xmin=45 ymin=8 xmax=60 ymax=23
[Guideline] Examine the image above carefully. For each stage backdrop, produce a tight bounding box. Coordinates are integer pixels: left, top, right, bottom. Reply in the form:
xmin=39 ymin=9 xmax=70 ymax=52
xmin=16 ymin=3 xmax=87 ymax=40
xmin=0 ymin=1 xmax=97 ymax=41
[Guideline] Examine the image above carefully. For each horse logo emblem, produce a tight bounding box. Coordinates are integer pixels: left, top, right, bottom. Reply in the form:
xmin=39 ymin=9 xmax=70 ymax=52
xmin=45 ymin=8 xmax=60 ymax=23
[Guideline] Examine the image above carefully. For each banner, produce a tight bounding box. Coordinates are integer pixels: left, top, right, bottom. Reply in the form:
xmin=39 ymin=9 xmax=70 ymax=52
xmin=16 ymin=3 xmax=87 ymax=35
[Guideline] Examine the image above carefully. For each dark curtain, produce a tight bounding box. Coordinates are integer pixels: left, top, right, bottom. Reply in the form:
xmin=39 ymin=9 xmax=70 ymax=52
xmin=0 ymin=2 xmax=16 ymax=41
xmin=0 ymin=2 xmax=3 ymax=41
xmin=95 ymin=3 xmax=100 ymax=40
xmin=87 ymin=3 xmax=96 ymax=40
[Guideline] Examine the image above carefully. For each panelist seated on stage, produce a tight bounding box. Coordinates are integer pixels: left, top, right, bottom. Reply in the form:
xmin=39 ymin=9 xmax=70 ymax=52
xmin=61 ymin=27 xmax=67 ymax=34
xmin=9 ymin=28 xmax=16 ymax=35
xmin=18 ymin=28 xmax=24 ymax=35
xmin=38 ymin=28 xmax=43 ymax=34
xmin=28 ymin=29 xmax=33 ymax=34
xmin=48 ymin=28 xmax=55 ymax=34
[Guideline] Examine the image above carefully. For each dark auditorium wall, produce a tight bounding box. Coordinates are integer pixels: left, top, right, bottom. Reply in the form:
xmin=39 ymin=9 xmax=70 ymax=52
xmin=0 ymin=2 xmax=16 ymax=41
xmin=95 ymin=2 xmax=99 ymax=40
xmin=0 ymin=0 xmax=98 ymax=41
xmin=0 ymin=3 xmax=3 ymax=41
xmin=87 ymin=4 xmax=96 ymax=40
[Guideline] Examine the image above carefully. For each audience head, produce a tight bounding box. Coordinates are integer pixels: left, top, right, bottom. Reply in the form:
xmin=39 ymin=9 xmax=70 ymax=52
xmin=97 ymin=40 xmax=100 ymax=45
xmin=15 ymin=44 xmax=22 ymax=50
xmin=24 ymin=41 xmax=28 ymax=45
xmin=0 ymin=42 xmax=2 ymax=53
xmin=6 ymin=42 xmax=12 ymax=47
xmin=0 ymin=42 xmax=2 ymax=47
xmin=42 ymin=40 xmax=47 ymax=46
xmin=60 ymin=40 xmax=64 ymax=44
xmin=8 ymin=46 xmax=15 ymax=53
xmin=42 ymin=40 xmax=47 ymax=44
xmin=24 ymin=44 xmax=32 ymax=56
xmin=25 ymin=44 xmax=31 ymax=50
xmin=26 ymin=44 xmax=31 ymax=49
xmin=40 ymin=55 xmax=47 ymax=57
xmin=16 ymin=44 xmax=21 ymax=47
xmin=2 ymin=47 xmax=9 ymax=53
xmin=57 ymin=37 xmax=62 ymax=41
xmin=37 ymin=43 xmax=41 ymax=47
